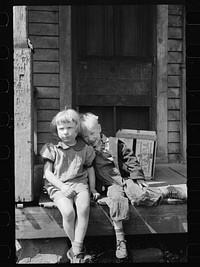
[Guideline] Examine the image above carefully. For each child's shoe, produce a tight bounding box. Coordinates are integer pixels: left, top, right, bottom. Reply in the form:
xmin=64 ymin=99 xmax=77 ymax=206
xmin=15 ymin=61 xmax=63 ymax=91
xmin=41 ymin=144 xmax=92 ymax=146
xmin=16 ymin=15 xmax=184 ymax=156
xmin=116 ymin=239 xmax=128 ymax=259
xmin=166 ymin=186 xmax=187 ymax=200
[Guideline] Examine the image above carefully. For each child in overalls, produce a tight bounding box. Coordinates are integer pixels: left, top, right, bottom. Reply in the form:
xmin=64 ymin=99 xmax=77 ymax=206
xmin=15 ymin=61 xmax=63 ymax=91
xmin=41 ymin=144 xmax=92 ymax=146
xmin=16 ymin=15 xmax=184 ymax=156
xmin=80 ymin=112 xmax=187 ymax=260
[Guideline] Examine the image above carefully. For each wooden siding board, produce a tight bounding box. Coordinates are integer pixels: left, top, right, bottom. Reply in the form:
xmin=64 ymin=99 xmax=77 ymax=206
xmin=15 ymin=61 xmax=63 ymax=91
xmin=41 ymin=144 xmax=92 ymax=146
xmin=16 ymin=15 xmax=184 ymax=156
xmin=34 ymin=74 xmax=59 ymax=87
xmin=30 ymin=36 xmax=59 ymax=49
xmin=38 ymin=122 xmax=51 ymax=132
xmin=33 ymin=49 xmax=59 ymax=61
xmin=168 ymin=132 xmax=180 ymax=143
xmin=168 ymin=15 xmax=182 ymax=27
xmin=168 ymin=76 xmax=180 ymax=87
xmin=168 ymin=143 xmax=180 ymax=153
xmin=37 ymin=110 xmax=59 ymax=121
xmin=35 ymin=87 xmax=59 ymax=98
xmin=38 ymin=133 xmax=57 ymax=144
xmin=28 ymin=11 xmax=59 ymax=23
xmin=168 ymin=121 xmax=180 ymax=132
xmin=33 ymin=62 xmax=59 ymax=73
xmin=28 ymin=6 xmax=59 ymax=11
xmin=29 ymin=24 xmax=59 ymax=36
xmin=168 ymin=154 xmax=181 ymax=162
xmin=37 ymin=99 xmax=60 ymax=110
xmin=168 ymin=5 xmax=182 ymax=15
xmin=168 ymin=64 xmax=181 ymax=75
xmin=168 ymin=27 xmax=182 ymax=39
xmin=168 ymin=39 xmax=182 ymax=52
xmin=76 ymin=95 xmax=151 ymax=106
xmin=168 ymin=88 xmax=180 ymax=98
xmin=168 ymin=99 xmax=180 ymax=110
xmin=168 ymin=52 xmax=182 ymax=64
xmin=168 ymin=110 xmax=180 ymax=121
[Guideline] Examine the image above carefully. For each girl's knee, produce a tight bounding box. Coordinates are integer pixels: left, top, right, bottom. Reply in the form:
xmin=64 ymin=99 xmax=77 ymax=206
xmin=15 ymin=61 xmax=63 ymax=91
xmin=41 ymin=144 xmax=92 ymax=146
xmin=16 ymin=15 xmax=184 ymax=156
xmin=77 ymin=202 xmax=90 ymax=216
xmin=62 ymin=208 xmax=75 ymax=222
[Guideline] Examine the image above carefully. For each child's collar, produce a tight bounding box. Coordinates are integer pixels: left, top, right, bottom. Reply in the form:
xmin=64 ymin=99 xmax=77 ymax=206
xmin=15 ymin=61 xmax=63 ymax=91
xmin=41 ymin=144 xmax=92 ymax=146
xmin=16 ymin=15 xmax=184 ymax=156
xmin=56 ymin=137 xmax=86 ymax=151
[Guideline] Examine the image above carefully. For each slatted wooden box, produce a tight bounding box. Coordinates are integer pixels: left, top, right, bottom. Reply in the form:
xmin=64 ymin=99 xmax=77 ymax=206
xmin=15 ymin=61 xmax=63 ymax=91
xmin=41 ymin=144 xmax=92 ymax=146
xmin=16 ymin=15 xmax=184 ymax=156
xmin=116 ymin=129 xmax=157 ymax=180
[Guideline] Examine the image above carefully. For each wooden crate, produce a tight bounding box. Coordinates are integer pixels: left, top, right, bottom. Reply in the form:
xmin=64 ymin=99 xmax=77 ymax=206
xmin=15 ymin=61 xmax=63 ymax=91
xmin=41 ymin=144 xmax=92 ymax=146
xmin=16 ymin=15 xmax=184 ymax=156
xmin=116 ymin=129 xmax=157 ymax=179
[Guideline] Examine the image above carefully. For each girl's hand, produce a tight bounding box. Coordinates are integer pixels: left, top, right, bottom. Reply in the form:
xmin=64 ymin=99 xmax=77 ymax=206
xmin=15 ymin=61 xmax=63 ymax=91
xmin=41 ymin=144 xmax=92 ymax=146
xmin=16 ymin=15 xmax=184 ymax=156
xmin=61 ymin=184 xmax=76 ymax=198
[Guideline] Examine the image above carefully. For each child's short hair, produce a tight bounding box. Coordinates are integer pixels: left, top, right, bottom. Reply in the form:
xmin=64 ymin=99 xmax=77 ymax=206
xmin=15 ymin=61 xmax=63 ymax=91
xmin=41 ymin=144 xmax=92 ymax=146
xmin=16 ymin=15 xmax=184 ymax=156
xmin=80 ymin=112 xmax=100 ymax=132
xmin=51 ymin=109 xmax=81 ymax=136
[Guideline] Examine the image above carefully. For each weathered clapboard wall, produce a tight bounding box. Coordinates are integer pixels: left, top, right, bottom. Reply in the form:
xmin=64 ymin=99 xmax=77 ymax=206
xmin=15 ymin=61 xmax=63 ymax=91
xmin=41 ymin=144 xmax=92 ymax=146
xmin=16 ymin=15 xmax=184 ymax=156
xmin=28 ymin=6 xmax=60 ymax=159
xmin=167 ymin=5 xmax=185 ymax=163
xmin=28 ymin=5 xmax=186 ymax=164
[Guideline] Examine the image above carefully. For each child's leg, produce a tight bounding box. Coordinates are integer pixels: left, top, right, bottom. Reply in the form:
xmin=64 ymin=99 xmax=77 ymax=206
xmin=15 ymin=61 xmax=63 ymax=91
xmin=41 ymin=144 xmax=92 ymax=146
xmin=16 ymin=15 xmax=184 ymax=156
xmin=73 ymin=189 xmax=90 ymax=255
xmin=56 ymin=197 xmax=75 ymax=243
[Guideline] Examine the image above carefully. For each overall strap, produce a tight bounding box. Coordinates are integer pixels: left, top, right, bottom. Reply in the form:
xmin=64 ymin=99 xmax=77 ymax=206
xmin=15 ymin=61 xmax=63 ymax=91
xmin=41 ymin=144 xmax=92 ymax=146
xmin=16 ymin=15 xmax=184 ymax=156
xmin=108 ymin=137 xmax=120 ymax=171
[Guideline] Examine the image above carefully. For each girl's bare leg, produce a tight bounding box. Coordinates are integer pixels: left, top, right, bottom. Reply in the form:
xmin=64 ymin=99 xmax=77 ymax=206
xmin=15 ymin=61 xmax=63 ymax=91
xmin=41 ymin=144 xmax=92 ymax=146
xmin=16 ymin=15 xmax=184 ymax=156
xmin=56 ymin=197 xmax=76 ymax=243
xmin=74 ymin=190 xmax=90 ymax=243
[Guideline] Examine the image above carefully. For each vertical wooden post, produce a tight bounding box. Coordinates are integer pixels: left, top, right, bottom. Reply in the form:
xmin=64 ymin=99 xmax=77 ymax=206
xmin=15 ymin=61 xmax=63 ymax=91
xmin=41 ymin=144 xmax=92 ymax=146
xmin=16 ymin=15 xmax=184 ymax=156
xmin=14 ymin=6 xmax=34 ymax=202
xmin=156 ymin=5 xmax=168 ymax=163
xmin=180 ymin=6 xmax=187 ymax=164
xmin=59 ymin=6 xmax=72 ymax=110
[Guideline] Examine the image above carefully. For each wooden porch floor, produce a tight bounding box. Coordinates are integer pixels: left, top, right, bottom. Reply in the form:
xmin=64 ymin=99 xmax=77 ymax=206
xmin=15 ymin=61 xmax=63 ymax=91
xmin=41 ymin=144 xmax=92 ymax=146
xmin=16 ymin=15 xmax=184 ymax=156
xmin=15 ymin=163 xmax=187 ymax=239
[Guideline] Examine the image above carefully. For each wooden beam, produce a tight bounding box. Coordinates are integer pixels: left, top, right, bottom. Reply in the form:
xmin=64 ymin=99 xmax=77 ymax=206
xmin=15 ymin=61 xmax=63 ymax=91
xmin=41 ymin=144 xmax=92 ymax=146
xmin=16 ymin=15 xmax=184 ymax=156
xmin=14 ymin=6 xmax=34 ymax=202
xmin=156 ymin=5 xmax=168 ymax=163
xmin=180 ymin=6 xmax=187 ymax=163
xmin=59 ymin=6 xmax=72 ymax=110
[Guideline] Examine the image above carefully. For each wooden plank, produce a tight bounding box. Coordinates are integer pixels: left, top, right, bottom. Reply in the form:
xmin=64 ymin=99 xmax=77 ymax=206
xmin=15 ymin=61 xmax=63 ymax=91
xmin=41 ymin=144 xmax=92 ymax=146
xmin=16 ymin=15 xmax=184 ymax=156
xmin=168 ymin=143 xmax=180 ymax=154
xmin=34 ymin=74 xmax=59 ymax=87
xmin=37 ymin=99 xmax=59 ymax=110
xmin=168 ymin=39 xmax=182 ymax=51
xmin=15 ymin=207 xmax=66 ymax=239
xmin=168 ymin=5 xmax=183 ymax=15
xmin=168 ymin=98 xmax=180 ymax=110
xmin=28 ymin=11 xmax=59 ymax=23
xmin=37 ymin=110 xmax=59 ymax=121
xmin=76 ymin=95 xmax=151 ymax=106
xmin=168 ymin=121 xmax=180 ymax=131
xmin=168 ymin=154 xmax=181 ymax=163
xmin=28 ymin=6 xmax=59 ymax=12
xmin=76 ymin=78 xmax=151 ymax=95
xmin=59 ymin=6 xmax=72 ymax=110
xmin=168 ymin=64 xmax=181 ymax=75
xmin=30 ymin=36 xmax=59 ymax=49
xmin=168 ymin=110 xmax=180 ymax=121
xmin=168 ymin=76 xmax=181 ymax=87
xmin=156 ymin=5 xmax=168 ymax=162
xmin=16 ymin=203 xmax=114 ymax=239
xmin=168 ymin=132 xmax=180 ymax=143
xmin=134 ymin=204 xmax=187 ymax=233
xmin=38 ymin=133 xmax=57 ymax=144
xmin=14 ymin=6 xmax=34 ymax=202
xmin=29 ymin=24 xmax=58 ymax=36
xmin=155 ymin=164 xmax=186 ymax=184
xmin=33 ymin=49 xmax=59 ymax=61
xmin=168 ymin=88 xmax=180 ymax=98
xmin=168 ymin=15 xmax=182 ymax=27
xmin=168 ymin=27 xmax=182 ymax=39
xmin=37 ymin=122 xmax=51 ymax=133
xmin=33 ymin=62 xmax=59 ymax=73
xmin=168 ymin=52 xmax=182 ymax=64
xmin=35 ymin=87 xmax=59 ymax=98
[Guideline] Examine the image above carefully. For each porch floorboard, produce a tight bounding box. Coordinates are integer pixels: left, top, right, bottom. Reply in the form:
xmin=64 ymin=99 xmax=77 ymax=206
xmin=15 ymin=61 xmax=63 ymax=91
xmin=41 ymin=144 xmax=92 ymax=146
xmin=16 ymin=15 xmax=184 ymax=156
xmin=15 ymin=163 xmax=187 ymax=239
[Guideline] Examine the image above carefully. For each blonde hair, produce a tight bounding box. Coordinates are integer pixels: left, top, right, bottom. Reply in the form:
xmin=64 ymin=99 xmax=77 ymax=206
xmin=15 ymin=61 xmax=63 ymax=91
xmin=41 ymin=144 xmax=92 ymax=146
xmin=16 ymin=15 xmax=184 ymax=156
xmin=80 ymin=112 xmax=101 ymax=133
xmin=51 ymin=109 xmax=81 ymax=136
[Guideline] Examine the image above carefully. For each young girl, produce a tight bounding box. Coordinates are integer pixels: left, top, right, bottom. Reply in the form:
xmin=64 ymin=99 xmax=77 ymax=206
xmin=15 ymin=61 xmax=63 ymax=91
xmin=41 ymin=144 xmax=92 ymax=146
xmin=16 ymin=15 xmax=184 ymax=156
xmin=40 ymin=109 xmax=99 ymax=263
